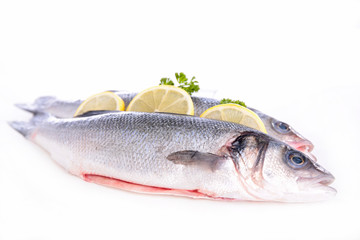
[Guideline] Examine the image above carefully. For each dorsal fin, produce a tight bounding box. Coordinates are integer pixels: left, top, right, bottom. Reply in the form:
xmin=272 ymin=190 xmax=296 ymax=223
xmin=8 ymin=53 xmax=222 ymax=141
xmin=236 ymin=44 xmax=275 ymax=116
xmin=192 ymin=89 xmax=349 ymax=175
xmin=76 ymin=111 xmax=193 ymax=118
xmin=75 ymin=110 xmax=118 ymax=118
xmin=156 ymin=112 xmax=193 ymax=117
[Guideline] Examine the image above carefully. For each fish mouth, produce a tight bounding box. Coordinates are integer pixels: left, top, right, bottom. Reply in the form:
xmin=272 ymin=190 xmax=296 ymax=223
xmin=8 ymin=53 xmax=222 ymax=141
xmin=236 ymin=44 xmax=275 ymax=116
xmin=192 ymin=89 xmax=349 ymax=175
xmin=314 ymin=175 xmax=335 ymax=186
xmin=297 ymin=174 xmax=337 ymax=196
xmin=291 ymin=140 xmax=314 ymax=152
xmin=289 ymin=175 xmax=337 ymax=202
xmin=289 ymin=140 xmax=317 ymax=161
xmin=298 ymin=174 xmax=335 ymax=186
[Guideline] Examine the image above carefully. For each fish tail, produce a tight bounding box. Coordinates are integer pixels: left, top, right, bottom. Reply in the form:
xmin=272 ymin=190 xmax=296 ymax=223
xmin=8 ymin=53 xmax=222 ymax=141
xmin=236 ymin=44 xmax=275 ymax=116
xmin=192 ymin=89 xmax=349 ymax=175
xmin=15 ymin=96 xmax=56 ymax=114
xmin=9 ymin=112 xmax=50 ymax=138
xmin=8 ymin=121 xmax=33 ymax=137
xmin=15 ymin=103 xmax=37 ymax=113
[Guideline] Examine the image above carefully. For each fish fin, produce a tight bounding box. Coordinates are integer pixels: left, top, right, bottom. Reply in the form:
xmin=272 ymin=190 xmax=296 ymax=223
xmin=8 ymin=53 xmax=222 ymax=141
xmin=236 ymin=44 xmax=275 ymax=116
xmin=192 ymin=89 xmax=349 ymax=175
xmin=83 ymin=174 xmax=217 ymax=199
xmin=8 ymin=121 xmax=33 ymax=137
xmin=156 ymin=112 xmax=193 ymax=117
xmin=15 ymin=96 xmax=57 ymax=113
xmin=76 ymin=111 xmax=192 ymax=118
xmin=15 ymin=103 xmax=38 ymax=113
xmin=9 ymin=112 xmax=50 ymax=138
xmin=75 ymin=110 xmax=118 ymax=118
xmin=166 ymin=150 xmax=226 ymax=171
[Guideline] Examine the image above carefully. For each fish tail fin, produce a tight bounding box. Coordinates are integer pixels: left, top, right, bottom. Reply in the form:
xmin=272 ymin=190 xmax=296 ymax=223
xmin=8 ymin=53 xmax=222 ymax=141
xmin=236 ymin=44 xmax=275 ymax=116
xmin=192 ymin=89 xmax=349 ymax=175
xmin=8 ymin=121 xmax=33 ymax=137
xmin=9 ymin=112 xmax=50 ymax=138
xmin=15 ymin=96 xmax=56 ymax=114
xmin=15 ymin=103 xmax=37 ymax=113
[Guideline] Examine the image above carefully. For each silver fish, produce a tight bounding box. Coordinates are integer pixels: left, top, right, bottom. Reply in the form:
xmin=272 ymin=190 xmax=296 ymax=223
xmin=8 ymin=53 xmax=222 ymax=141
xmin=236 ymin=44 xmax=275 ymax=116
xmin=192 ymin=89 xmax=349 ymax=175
xmin=9 ymin=111 xmax=335 ymax=202
xmin=17 ymin=91 xmax=315 ymax=157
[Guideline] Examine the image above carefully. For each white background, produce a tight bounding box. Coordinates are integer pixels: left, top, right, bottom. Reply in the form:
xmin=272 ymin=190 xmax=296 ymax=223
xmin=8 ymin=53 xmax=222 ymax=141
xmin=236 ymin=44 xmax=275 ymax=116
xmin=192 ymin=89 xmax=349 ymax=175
xmin=1 ymin=1 xmax=360 ymax=239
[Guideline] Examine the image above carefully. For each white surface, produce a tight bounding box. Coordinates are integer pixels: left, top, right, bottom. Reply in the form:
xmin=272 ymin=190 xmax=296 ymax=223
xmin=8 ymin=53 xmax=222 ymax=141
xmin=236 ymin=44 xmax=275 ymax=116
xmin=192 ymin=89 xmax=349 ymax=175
xmin=1 ymin=1 xmax=360 ymax=239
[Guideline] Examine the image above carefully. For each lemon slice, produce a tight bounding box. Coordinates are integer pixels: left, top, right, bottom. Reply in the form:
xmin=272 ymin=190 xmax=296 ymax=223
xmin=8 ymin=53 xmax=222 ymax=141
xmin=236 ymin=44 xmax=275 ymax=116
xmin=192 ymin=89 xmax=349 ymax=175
xmin=74 ymin=91 xmax=125 ymax=117
xmin=126 ymin=85 xmax=194 ymax=115
xmin=200 ymin=104 xmax=267 ymax=133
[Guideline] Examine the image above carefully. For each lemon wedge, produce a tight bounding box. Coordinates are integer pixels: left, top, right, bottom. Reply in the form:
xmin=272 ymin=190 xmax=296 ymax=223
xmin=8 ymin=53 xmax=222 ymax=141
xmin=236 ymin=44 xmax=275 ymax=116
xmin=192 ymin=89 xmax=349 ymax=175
xmin=200 ymin=104 xmax=267 ymax=133
xmin=126 ymin=85 xmax=194 ymax=115
xmin=74 ymin=91 xmax=125 ymax=117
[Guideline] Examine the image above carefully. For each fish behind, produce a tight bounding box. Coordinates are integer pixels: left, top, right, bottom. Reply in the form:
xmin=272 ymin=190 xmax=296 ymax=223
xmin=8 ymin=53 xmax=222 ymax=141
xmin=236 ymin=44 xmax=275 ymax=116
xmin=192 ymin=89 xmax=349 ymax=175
xmin=9 ymin=111 xmax=335 ymax=202
xmin=16 ymin=92 xmax=315 ymax=157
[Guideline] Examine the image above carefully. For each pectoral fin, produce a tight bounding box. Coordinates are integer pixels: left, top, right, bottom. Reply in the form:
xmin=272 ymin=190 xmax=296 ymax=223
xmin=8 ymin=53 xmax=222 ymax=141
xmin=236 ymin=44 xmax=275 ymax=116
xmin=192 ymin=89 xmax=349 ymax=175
xmin=166 ymin=150 xmax=227 ymax=171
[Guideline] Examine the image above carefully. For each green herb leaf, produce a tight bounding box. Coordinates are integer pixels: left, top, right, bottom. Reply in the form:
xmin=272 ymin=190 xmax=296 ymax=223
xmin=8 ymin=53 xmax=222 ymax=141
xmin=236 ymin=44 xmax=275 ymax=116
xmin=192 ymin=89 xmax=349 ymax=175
xmin=220 ymin=98 xmax=247 ymax=107
xmin=159 ymin=72 xmax=200 ymax=95
xmin=159 ymin=78 xmax=174 ymax=86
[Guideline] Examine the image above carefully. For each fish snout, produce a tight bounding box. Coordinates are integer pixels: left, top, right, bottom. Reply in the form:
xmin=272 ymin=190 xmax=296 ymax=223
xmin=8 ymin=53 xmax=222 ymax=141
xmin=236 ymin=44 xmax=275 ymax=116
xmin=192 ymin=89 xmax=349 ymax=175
xmin=289 ymin=139 xmax=317 ymax=161
xmin=298 ymin=172 xmax=337 ymax=202
xmin=297 ymin=165 xmax=335 ymax=188
xmin=292 ymin=140 xmax=314 ymax=152
xmin=312 ymin=173 xmax=335 ymax=186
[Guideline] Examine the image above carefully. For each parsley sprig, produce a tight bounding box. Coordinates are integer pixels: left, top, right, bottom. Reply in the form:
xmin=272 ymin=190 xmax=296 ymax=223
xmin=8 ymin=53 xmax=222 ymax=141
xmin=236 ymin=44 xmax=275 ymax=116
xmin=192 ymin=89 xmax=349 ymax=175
xmin=220 ymin=98 xmax=247 ymax=107
xmin=160 ymin=72 xmax=200 ymax=95
xmin=159 ymin=78 xmax=174 ymax=86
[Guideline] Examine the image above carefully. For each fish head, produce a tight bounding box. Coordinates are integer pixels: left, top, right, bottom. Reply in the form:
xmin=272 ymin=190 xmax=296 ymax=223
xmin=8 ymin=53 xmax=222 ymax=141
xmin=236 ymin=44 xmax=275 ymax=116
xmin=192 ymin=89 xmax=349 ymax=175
xmin=229 ymin=132 xmax=336 ymax=202
xmin=252 ymin=109 xmax=316 ymax=159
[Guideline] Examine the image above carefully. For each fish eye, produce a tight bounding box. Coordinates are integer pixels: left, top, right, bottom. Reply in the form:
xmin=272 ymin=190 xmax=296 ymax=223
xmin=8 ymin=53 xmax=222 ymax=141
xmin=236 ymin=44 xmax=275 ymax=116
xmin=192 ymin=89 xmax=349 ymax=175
xmin=272 ymin=120 xmax=291 ymax=134
xmin=286 ymin=150 xmax=307 ymax=168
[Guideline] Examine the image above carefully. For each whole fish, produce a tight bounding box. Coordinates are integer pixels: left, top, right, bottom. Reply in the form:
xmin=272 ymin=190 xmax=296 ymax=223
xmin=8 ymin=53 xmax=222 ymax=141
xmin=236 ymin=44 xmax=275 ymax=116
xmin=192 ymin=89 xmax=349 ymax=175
xmin=17 ymin=91 xmax=315 ymax=156
xmin=9 ymin=111 xmax=335 ymax=202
